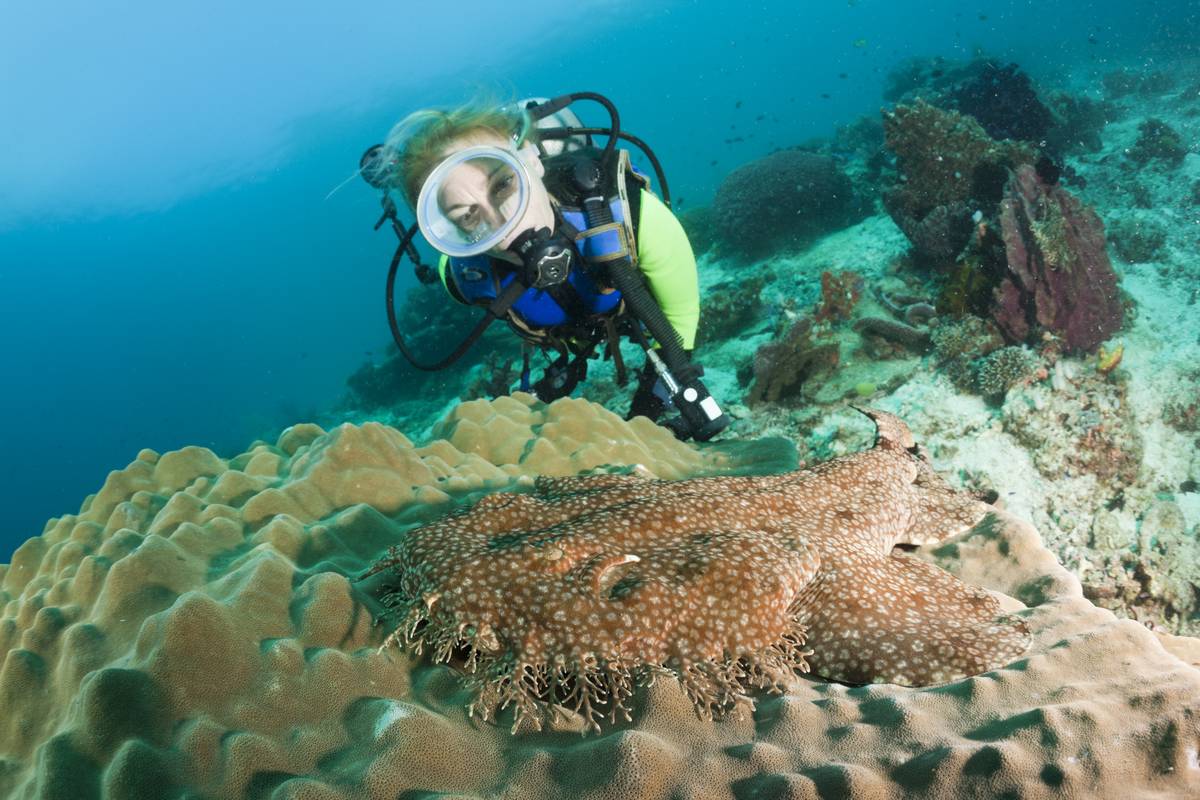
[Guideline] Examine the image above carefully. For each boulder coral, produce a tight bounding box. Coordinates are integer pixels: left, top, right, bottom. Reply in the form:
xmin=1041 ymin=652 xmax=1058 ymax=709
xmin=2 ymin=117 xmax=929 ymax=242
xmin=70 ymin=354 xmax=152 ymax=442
xmin=712 ymin=150 xmax=867 ymax=259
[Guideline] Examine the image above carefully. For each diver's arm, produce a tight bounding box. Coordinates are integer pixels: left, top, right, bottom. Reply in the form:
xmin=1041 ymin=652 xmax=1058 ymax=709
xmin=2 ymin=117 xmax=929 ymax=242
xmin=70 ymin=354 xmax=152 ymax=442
xmin=437 ymin=253 xmax=470 ymax=305
xmin=634 ymin=189 xmax=700 ymax=350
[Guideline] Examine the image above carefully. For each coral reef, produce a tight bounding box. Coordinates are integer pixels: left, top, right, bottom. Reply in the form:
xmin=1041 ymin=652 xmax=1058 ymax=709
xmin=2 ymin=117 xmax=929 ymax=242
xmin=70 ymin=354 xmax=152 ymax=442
xmin=711 ymin=150 xmax=868 ymax=259
xmin=677 ymin=205 xmax=718 ymax=256
xmin=882 ymin=100 xmax=1034 ymax=269
xmin=831 ymin=114 xmax=885 ymax=160
xmin=975 ymin=346 xmax=1042 ymax=401
xmin=936 ymin=254 xmax=1001 ymax=316
xmin=930 ymin=314 xmax=1006 ymax=363
xmin=1084 ymin=501 xmax=1200 ymax=633
xmin=1164 ymin=396 xmax=1200 ymax=432
xmin=1002 ymin=372 xmax=1143 ymax=490
xmin=696 ymin=274 xmax=766 ymax=347
xmin=746 ymin=316 xmax=840 ymax=405
xmin=1101 ymin=69 xmax=1141 ymax=99
xmin=881 ymin=55 xmax=978 ymax=104
xmin=1045 ymin=92 xmax=1115 ymax=155
xmin=813 ymin=269 xmax=864 ymax=323
xmin=344 ymin=283 xmax=509 ymax=411
xmin=992 ymin=164 xmax=1124 ymax=353
xmin=1127 ymin=118 xmax=1189 ymax=168
xmin=948 ymin=62 xmax=1055 ymax=145
xmin=929 ymin=315 xmax=1007 ymax=392
xmin=1107 ymin=214 xmax=1168 ymax=263
xmin=461 ymin=351 xmax=519 ymax=401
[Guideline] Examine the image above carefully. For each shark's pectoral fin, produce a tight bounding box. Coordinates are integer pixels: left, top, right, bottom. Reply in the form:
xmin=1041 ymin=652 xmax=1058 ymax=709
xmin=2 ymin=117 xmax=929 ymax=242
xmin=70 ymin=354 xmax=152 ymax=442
xmin=896 ymin=461 xmax=992 ymax=546
xmin=794 ymin=551 xmax=1030 ymax=686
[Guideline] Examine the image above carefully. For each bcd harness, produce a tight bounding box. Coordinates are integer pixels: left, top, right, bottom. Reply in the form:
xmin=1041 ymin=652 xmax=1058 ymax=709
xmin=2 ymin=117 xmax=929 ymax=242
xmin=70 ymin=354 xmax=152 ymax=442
xmin=440 ymin=147 xmax=650 ymax=394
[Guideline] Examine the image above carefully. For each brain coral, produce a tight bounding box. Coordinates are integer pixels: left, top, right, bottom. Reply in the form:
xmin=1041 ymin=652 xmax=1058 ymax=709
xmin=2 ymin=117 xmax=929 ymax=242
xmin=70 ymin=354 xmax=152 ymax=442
xmin=711 ymin=149 xmax=867 ymax=259
xmin=2 ymin=394 xmax=1200 ymax=799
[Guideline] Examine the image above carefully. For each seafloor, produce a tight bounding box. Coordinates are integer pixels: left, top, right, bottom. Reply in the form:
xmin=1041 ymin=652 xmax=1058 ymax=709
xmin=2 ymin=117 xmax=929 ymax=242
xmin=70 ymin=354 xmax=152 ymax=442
xmin=2 ymin=56 xmax=1200 ymax=798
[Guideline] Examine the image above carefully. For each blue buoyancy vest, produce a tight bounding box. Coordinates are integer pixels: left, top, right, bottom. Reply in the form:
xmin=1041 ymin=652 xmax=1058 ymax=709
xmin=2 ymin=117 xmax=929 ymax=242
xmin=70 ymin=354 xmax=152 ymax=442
xmin=442 ymin=152 xmax=647 ymax=342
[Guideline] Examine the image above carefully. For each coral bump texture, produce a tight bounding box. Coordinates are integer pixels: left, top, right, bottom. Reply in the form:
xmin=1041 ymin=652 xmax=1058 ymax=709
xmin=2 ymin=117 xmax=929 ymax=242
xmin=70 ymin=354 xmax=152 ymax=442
xmin=366 ymin=408 xmax=1030 ymax=733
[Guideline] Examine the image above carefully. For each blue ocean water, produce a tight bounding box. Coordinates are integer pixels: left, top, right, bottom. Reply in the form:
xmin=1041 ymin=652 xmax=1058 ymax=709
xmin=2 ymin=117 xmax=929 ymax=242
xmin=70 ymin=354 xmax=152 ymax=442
xmin=1 ymin=0 xmax=1196 ymax=562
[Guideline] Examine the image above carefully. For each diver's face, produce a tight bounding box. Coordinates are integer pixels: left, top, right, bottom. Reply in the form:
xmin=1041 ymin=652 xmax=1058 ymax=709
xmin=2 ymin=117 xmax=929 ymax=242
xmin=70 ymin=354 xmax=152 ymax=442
xmin=435 ymin=157 xmax=520 ymax=244
xmin=437 ymin=132 xmax=555 ymax=260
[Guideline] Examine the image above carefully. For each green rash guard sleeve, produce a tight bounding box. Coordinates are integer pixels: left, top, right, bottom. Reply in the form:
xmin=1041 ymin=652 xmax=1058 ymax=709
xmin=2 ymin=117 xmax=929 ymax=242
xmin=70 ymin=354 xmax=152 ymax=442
xmin=437 ymin=190 xmax=702 ymax=350
xmin=635 ymin=188 xmax=701 ymax=350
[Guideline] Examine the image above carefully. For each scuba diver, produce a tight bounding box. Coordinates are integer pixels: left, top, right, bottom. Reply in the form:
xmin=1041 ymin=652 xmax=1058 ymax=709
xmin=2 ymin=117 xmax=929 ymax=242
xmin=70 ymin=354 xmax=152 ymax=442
xmin=358 ymin=92 xmax=729 ymax=442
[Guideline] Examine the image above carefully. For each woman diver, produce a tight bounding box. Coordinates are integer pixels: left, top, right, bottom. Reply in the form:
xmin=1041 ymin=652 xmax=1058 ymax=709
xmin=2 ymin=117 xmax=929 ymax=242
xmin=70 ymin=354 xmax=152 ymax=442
xmin=359 ymin=92 xmax=728 ymax=442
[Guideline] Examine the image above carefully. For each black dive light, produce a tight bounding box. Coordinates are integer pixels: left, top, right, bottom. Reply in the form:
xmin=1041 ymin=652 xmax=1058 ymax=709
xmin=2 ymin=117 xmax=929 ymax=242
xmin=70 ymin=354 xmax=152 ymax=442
xmin=643 ymin=350 xmax=730 ymax=443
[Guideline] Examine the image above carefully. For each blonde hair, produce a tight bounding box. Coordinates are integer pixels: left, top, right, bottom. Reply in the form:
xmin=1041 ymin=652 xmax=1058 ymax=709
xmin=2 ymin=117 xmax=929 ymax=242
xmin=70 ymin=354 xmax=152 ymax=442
xmin=383 ymin=95 xmax=536 ymax=208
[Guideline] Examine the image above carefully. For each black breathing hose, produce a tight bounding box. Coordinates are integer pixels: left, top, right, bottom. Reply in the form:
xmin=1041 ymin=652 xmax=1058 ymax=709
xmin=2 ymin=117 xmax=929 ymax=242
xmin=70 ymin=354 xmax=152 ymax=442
xmin=536 ymin=126 xmax=671 ymax=208
xmin=530 ymin=92 xmax=620 ymax=174
xmin=385 ymin=222 xmax=520 ymax=371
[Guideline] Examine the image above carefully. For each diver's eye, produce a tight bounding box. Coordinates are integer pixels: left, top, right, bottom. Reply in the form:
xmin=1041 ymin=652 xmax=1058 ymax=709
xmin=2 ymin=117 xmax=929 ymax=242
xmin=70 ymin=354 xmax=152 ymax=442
xmin=491 ymin=173 xmax=517 ymax=201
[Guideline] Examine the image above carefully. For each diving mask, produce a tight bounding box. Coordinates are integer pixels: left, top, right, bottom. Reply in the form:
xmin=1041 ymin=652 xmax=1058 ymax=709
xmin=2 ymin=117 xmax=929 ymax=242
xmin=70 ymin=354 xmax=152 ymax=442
xmin=416 ymin=145 xmax=535 ymax=258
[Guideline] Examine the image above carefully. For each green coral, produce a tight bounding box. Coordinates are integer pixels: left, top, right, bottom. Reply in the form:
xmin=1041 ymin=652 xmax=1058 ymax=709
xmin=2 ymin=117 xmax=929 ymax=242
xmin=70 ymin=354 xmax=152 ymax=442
xmin=1030 ymin=201 xmax=1074 ymax=271
xmin=1128 ymin=119 xmax=1188 ymax=168
xmin=1108 ymin=215 xmax=1167 ymax=263
xmin=936 ymin=259 xmax=1000 ymax=319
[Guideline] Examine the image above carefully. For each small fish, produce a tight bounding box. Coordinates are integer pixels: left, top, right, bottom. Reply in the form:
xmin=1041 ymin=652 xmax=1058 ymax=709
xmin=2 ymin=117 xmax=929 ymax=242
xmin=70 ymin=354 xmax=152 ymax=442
xmin=931 ymin=68 xmax=945 ymax=78
xmin=838 ymin=72 xmax=849 ymax=79
xmin=735 ymin=99 xmax=743 ymax=108
xmin=755 ymin=113 xmax=766 ymax=121
xmin=821 ymin=93 xmax=832 ymax=99
xmin=724 ymin=136 xmax=745 ymax=144
xmin=978 ymin=13 xmax=988 ymax=21
xmin=853 ymin=38 xmax=868 ymax=48
xmin=710 ymin=159 xmax=719 ymax=166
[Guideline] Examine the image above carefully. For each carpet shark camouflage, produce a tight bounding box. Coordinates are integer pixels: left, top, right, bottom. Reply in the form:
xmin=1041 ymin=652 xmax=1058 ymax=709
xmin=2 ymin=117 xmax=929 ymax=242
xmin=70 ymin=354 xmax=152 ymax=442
xmin=365 ymin=407 xmax=1031 ymax=733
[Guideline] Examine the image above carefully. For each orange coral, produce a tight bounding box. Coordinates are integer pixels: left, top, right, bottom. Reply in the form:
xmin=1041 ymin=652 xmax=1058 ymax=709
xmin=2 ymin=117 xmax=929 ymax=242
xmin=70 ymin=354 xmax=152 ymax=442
xmin=814 ymin=269 xmax=864 ymax=323
xmin=1097 ymin=341 xmax=1124 ymax=374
